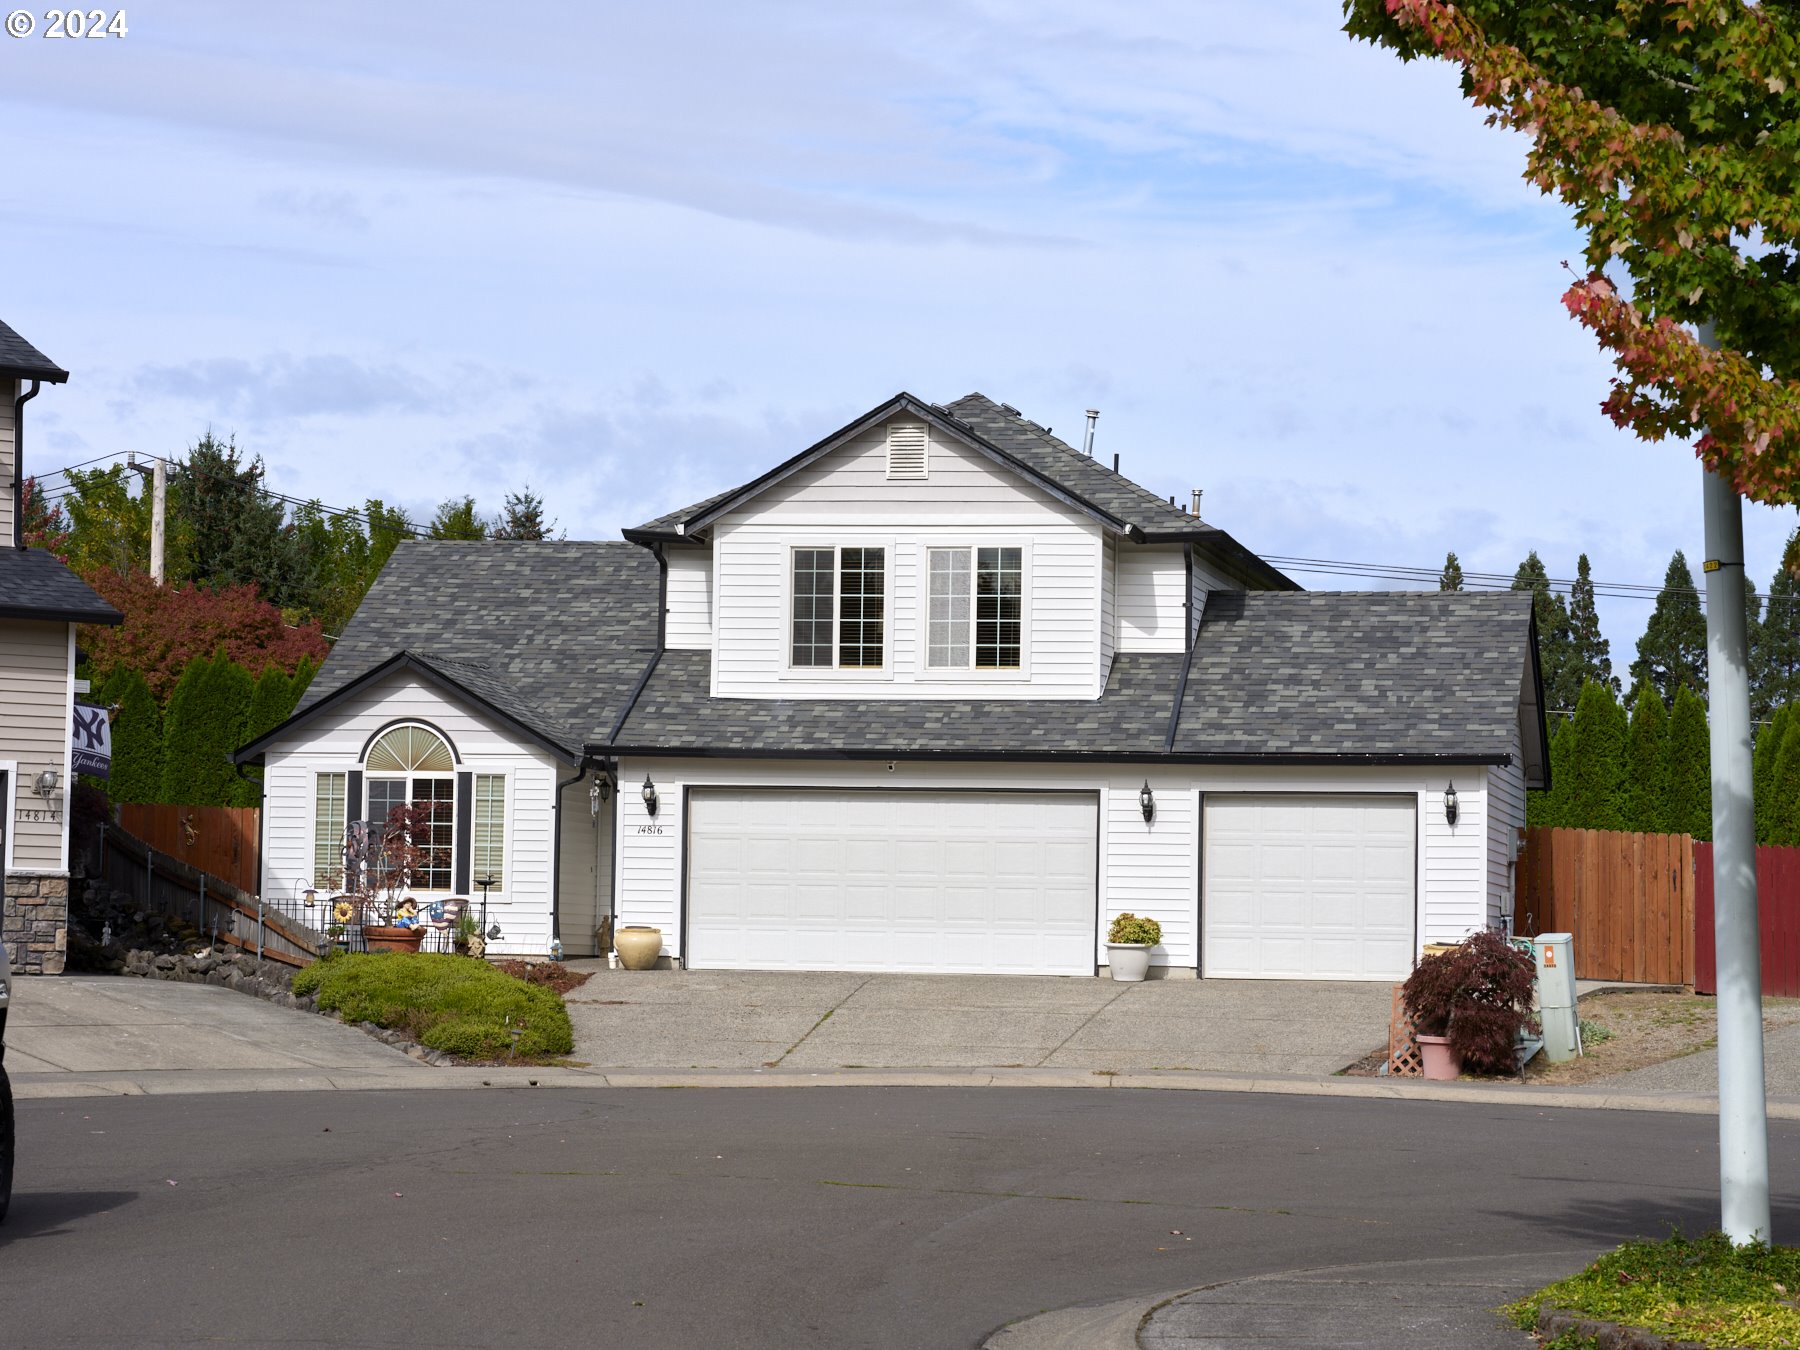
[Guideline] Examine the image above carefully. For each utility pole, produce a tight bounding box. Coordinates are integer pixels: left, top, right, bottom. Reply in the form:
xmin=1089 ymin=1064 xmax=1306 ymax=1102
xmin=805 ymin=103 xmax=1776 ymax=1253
xmin=149 ymin=455 xmax=166 ymax=585
xmin=1699 ymin=328 xmax=1771 ymax=1245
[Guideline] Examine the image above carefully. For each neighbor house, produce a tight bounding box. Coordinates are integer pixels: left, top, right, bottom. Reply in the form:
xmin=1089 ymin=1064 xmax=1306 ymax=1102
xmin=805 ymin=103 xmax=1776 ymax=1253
xmin=1 ymin=318 xmax=123 ymax=974
xmin=238 ymin=393 xmax=1547 ymax=979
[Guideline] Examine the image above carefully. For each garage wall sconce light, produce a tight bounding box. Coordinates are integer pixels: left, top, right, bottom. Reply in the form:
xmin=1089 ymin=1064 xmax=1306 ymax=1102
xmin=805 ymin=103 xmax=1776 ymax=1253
xmin=34 ymin=768 xmax=60 ymax=799
xmin=1443 ymin=781 xmax=1459 ymax=828
xmin=1139 ymin=780 xmax=1155 ymax=823
xmin=641 ymin=774 xmax=660 ymax=817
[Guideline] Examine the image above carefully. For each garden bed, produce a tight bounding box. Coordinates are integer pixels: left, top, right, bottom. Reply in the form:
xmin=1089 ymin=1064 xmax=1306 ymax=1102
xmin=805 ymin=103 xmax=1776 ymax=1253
xmin=1506 ymin=1232 xmax=1800 ymax=1349
xmin=1522 ymin=991 xmax=1800 ymax=1086
xmin=292 ymin=951 xmax=575 ymax=1061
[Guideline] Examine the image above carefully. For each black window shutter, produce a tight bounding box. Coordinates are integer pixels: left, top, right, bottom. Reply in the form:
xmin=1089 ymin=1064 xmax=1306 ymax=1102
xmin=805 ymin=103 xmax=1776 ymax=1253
xmin=347 ymin=771 xmax=363 ymax=824
xmin=454 ymin=772 xmax=473 ymax=894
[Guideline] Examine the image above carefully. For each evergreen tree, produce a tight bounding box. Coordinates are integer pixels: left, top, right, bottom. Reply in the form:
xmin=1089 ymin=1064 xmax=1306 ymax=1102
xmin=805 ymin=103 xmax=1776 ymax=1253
xmin=1438 ymin=551 xmax=1464 ymax=592
xmin=173 ymin=433 xmax=307 ymax=607
xmin=1622 ymin=684 xmax=1669 ymax=832
xmin=1628 ymin=550 xmax=1708 ymax=708
xmin=1755 ymin=548 xmax=1800 ymax=719
xmin=103 ymin=667 xmax=164 ymax=805
xmin=1528 ymin=718 xmax=1575 ymax=828
xmin=1566 ymin=681 xmax=1627 ymax=830
xmin=1770 ymin=714 xmax=1800 ymax=848
xmin=1514 ymin=551 xmax=1579 ymax=718
xmin=493 ymin=487 xmax=558 ymax=541
xmin=291 ymin=653 xmax=318 ymax=700
xmin=1756 ymin=705 xmax=1791 ymax=845
xmin=1565 ymin=554 xmax=1616 ymax=696
xmin=1664 ymin=684 xmax=1713 ymax=841
xmin=159 ymin=651 xmax=254 ymax=806
xmin=230 ymin=664 xmax=300 ymax=806
xmin=427 ymin=496 xmax=488 ymax=540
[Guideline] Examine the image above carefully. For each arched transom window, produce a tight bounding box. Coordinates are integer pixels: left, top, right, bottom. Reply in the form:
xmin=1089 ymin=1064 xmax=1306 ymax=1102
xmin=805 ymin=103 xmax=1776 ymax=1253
xmin=363 ymin=724 xmax=456 ymax=891
xmin=366 ymin=725 xmax=455 ymax=774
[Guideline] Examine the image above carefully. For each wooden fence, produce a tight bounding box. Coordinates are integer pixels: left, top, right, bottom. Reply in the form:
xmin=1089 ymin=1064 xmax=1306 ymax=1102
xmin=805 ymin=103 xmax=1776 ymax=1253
xmin=1517 ymin=827 xmax=1695 ymax=985
xmin=1692 ymin=842 xmax=1800 ymax=997
xmin=117 ymin=803 xmax=260 ymax=896
xmin=93 ymin=819 xmax=321 ymax=968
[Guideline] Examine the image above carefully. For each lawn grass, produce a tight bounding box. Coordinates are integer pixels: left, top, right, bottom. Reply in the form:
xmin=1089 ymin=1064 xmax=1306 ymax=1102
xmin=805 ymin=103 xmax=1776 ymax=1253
xmin=293 ymin=951 xmax=574 ymax=1059
xmin=1505 ymin=1231 xmax=1800 ymax=1349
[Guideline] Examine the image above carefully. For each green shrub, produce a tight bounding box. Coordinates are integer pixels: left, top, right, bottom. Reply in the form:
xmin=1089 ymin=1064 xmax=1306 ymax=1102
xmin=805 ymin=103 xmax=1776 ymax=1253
xmin=294 ymin=951 xmax=573 ymax=1059
xmin=1108 ymin=913 xmax=1162 ymax=946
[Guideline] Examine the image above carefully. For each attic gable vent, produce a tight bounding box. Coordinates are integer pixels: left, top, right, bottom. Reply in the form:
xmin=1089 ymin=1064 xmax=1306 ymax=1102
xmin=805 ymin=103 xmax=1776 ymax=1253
xmin=886 ymin=422 xmax=928 ymax=479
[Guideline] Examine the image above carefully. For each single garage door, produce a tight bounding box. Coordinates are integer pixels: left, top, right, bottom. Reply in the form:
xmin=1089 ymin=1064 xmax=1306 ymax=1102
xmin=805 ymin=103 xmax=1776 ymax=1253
xmin=1203 ymin=794 xmax=1416 ymax=980
xmin=686 ymin=789 xmax=1098 ymax=974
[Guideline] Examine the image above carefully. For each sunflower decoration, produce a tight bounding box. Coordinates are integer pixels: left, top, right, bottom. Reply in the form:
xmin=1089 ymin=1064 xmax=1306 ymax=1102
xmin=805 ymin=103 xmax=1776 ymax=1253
xmin=332 ymin=898 xmax=355 ymax=924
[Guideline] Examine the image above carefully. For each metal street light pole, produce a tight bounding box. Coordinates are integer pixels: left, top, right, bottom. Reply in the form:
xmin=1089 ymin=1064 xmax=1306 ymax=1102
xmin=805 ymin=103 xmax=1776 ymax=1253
xmin=1699 ymin=318 xmax=1771 ymax=1244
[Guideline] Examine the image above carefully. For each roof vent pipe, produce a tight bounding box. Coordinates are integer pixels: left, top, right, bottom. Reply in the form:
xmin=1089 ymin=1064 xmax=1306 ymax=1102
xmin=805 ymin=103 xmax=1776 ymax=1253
xmin=1082 ymin=408 xmax=1099 ymax=457
xmin=1191 ymin=489 xmax=1203 ymax=518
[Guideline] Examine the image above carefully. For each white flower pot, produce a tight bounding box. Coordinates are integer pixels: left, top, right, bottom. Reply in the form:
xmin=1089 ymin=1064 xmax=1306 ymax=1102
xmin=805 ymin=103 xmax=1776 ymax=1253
xmin=1106 ymin=942 xmax=1153 ymax=982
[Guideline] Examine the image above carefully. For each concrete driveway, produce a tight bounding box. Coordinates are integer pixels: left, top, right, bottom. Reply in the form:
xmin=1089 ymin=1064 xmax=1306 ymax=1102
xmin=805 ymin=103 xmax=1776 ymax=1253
xmin=562 ymin=969 xmax=1395 ymax=1075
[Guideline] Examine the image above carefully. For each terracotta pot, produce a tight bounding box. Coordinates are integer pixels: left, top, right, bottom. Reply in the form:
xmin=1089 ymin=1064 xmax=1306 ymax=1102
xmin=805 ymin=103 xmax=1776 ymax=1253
xmin=1105 ymin=942 xmax=1154 ymax=982
xmin=615 ymin=925 xmax=663 ymax=971
xmin=1417 ymin=1033 xmax=1460 ymax=1080
xmin=364 ymin=925 xmax=426 ymax=954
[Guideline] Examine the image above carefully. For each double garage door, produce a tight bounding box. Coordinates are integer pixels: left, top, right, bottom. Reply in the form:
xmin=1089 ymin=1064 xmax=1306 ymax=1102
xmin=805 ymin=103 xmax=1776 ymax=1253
xmin=686 ymin=789 xmax=1097 ymax=975
xmin=684 ymin=788 xmax=1417 ymax=980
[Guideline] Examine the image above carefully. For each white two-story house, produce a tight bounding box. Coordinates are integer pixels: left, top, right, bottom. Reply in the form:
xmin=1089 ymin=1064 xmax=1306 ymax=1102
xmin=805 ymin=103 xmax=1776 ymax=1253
xmin=240 ymin=392 xmax=1547 ymax=979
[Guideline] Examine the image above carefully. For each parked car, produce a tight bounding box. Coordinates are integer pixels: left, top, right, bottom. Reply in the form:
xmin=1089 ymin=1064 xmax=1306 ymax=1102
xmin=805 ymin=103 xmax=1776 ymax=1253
xmin=1 ymin=934 xmax=12 ymax=1223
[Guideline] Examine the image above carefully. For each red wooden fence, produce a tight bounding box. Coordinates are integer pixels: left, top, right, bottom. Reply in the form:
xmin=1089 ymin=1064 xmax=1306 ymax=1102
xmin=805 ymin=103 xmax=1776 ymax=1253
xmin=1693 ymin=842 xmax=1800 ymax=996
xmin=116 ymin=803 xmax=260 ymax=896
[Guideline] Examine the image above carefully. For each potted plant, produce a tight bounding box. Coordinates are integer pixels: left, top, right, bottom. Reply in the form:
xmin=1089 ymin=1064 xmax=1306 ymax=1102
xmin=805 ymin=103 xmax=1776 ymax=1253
xmin=452 ymin=911 xmax=480 ymax=957
xmin=1105 ymin=913 xmax=1162 ymax=982
xmin=346 ymin=804 xmax=434 ymax=954
xmin=1401 ymin=929 xmax=1538 ymax=1080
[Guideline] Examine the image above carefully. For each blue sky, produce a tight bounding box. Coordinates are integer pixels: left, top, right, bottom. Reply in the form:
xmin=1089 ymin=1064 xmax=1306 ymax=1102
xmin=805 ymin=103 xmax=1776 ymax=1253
xmin=6 ymin=0 xmax=1791 ymax=673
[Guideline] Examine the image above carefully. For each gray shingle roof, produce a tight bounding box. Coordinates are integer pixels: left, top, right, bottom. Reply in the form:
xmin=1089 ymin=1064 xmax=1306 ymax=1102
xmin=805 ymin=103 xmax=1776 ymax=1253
xmin=0 ymin=547 xmax=121 ymax=623
xmin=0 ymin=319 xmax=69 ymax=383
xmin=294 ymin=540 xmax=660 ymax=754
xmin=1172 ymin=591 xmax=1534 ymax=758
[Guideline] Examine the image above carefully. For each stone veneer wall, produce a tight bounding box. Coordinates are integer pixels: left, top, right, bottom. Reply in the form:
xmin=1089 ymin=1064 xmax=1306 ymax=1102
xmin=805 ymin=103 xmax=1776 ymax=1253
xmin=4 ymin=872 xmax=68 ymax=974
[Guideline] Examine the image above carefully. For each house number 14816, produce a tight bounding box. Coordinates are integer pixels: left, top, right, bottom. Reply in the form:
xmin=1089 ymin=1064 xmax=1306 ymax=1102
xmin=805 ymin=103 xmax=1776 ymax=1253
xmin=635 ymin=824 xmax=663 ymax=835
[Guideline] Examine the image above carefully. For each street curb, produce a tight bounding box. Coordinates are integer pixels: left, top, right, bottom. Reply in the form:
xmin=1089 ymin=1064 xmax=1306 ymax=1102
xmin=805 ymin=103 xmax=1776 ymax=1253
xmin=981 ymin=1291 xmax=1152 ymax=1349
xmin=1537 ymin=1305 xmax=1708 ymax=1349
xmin=11 ymin=1061 xmax=1799 ymax=1115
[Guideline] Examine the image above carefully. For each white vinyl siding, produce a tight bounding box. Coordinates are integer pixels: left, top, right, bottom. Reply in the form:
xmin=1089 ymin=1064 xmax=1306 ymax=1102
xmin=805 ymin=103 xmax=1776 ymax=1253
xmin=312 ymin=772 xmax=347 ymax=885
xmin=1115 ymin=544 xmax=1186 ymax=652
xmin=1487 ymin=725 xmax=1527 ymax=931
xmin=1423 ymin=780 xmax=1488 ymax=944
xmin=710 ymin=419 xmax=1104 ymax=699
xmin=474 ymin=773 xmax=505 ymax=889
xmin=0 ymin=379 xmax=15 ymax=544
xmin=1100 ymin=535 xmax=1116 ymax=673
xmin=259 ymin=671 xmax=564 ymax=957
xmin=1 ymin=618 xmax=74 ymax=872
xmin=664 ymin=548 xmax=713 ymax=650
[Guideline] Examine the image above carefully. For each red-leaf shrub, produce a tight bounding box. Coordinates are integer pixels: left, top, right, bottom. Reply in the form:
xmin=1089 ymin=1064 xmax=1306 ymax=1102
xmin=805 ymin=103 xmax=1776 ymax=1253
xmin=1402 ymin=929 xmax=1539 ymax=1075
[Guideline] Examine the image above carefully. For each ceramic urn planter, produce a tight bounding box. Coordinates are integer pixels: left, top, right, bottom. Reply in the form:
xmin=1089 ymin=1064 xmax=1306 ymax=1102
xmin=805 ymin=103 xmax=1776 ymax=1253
xmin=364 ymin=925 xmax=426 ymax=954
xmin=615 ymin=925 xmax=664 ymax=971
xmin=1106 ymin=942 xmax=1153 ymax=983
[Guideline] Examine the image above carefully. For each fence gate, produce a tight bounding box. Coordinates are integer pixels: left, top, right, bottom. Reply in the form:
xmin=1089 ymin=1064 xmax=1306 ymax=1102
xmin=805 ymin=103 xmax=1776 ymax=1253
xmin=1517 ymin=827 xmax=1695 ymax=985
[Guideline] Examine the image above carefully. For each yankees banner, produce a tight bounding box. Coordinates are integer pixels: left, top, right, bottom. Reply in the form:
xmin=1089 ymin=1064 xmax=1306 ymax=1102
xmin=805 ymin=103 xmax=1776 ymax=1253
xmin=71 ymin=701 xmax=112 ymax=779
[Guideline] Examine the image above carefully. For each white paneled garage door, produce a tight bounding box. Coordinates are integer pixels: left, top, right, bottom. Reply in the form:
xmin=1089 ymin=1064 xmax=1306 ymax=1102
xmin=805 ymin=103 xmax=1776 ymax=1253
xmin=686 ymin=789 xmax=1098 ymax=974
xmin=1203 ymin=794 xmax=1416 ymax=980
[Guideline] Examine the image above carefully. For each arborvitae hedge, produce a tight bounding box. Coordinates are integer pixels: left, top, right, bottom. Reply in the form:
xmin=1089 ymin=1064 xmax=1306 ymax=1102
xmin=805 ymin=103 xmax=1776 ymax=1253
xmin=158 ymin=650 xmax=252 ymax=806
xmin=1623 ymin=684 xmax=1669 ymax=833
xmin=105 ymin=667 xmax=164 ymax=804
xmin=1665 ymin=685 xmax=1713 ymax=841
xmin=1567 ymin=681 xmax=1628 ymax=830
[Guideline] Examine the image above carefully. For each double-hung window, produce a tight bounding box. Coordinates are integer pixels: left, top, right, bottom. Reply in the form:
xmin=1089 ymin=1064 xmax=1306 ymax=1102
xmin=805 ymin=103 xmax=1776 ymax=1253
xmin=790 ymin=546 xmax=886 ymax=669
xmin=928 ymin=546 xmax=1023 ymax=669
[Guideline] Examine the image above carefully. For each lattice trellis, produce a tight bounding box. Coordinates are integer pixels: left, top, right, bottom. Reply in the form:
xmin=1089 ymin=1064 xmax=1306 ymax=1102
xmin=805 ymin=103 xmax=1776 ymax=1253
xmin=1386 ymin=983 xmax=1422 ymax=1077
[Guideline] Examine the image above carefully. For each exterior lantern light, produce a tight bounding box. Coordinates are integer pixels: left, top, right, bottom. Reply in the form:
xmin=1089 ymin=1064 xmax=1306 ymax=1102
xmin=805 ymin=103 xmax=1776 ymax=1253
xmin=1444 ymin=782 xmax=1459 ymax=828
xmin=303 ymin=886 xmax=318 ymax=910
xmin=1139 ymin=780 xmax=1155 ymax=824
xmin=642 ymin=774 xmax=659 ymax=817
xmin=34 ymin=768 xmax=59 ymax=799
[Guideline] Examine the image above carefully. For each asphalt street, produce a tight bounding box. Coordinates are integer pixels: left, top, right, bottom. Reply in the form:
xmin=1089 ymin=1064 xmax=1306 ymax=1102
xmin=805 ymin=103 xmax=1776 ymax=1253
xmin=2 ymin=1087 xmax=1791 ymax=1349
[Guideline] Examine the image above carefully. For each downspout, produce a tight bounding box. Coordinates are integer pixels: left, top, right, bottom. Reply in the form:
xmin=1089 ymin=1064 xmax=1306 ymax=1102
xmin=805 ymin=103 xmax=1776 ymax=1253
xmin=13 ymin=379 xmax=42 ymax=549
xmin=550 ymin=753 xmax=596 ymax=957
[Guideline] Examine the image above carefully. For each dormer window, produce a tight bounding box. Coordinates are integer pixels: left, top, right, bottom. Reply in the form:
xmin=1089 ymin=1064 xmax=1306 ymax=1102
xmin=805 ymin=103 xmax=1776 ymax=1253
xmin=791 ymin=546 xmax=886 ymax=668
xmin=886 ymin=422 xmax=928 ymax=479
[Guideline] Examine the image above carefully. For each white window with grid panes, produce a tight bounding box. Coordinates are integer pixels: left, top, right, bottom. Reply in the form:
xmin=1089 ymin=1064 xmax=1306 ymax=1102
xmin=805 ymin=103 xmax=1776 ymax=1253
xmin=313 ymin=772 xmax=347 ymax=886
xmin=363 ymin=725 xmax=457 ymax=893
xmin=927 ymin=546 xmax=1024 ymax=669
xmin=789 ymin=545 xmax=887 ymax=670
xmin=473 ymin=774 xmax=505 ymax=889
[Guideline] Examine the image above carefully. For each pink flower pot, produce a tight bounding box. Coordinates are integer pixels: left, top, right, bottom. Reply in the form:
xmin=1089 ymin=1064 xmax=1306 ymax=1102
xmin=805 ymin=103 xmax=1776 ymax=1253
xmin=1417 ymin=1033 xmax=1459 ymax=1081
